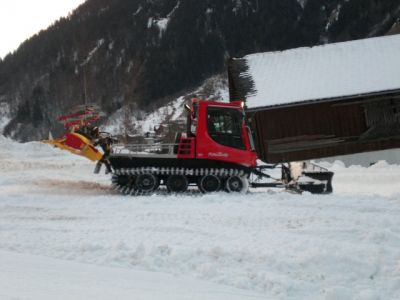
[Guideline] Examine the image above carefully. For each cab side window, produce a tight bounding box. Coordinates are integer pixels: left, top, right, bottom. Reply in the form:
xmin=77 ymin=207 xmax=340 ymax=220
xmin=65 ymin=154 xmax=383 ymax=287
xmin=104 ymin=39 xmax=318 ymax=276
xmin=207 ymin=107 xmax=245 ymax=150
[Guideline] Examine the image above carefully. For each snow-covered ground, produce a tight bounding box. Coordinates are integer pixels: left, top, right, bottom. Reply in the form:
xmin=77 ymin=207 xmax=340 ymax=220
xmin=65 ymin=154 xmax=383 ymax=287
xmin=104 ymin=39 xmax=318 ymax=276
xmin=0 ymin=251 xmax=262 ymax=300
xmin=1 ymin=136 xmax=400 ymax=299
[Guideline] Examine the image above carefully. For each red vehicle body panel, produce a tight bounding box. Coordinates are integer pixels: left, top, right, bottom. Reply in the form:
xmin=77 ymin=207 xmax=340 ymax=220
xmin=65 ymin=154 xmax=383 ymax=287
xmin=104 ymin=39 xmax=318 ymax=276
xmin=178 ymin=99 xmax=257 ymax=168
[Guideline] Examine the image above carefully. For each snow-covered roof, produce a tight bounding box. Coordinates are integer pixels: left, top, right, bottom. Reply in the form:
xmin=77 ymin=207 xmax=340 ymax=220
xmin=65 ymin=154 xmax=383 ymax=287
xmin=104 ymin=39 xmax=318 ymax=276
xmin=243 ymin=35 xmax=400 ymax=109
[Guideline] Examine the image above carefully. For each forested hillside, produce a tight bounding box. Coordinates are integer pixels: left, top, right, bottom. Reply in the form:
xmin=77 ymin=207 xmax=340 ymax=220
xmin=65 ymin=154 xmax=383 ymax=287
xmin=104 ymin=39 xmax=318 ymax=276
xmin=0 ymin=0 xmax=399 ymax=141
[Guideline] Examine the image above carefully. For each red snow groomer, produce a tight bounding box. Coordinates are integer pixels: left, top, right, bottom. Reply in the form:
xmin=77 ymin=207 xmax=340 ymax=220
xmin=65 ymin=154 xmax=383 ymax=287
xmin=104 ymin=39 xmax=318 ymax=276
xmin=104 ymin=99 xmax=334 ymax=195
xmin=44 ymin=100 xmax=333 ymax=195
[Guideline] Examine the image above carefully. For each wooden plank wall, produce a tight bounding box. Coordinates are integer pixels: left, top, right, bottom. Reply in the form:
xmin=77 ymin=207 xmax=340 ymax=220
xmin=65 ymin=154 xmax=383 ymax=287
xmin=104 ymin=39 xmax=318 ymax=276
xmin=249 ymin=91 xmax=400 ymax=163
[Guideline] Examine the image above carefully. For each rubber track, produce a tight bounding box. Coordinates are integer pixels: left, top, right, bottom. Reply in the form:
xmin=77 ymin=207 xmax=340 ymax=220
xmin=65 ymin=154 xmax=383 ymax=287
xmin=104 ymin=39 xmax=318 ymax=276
xmin=111 ymin=167 xmax=248 ymax=196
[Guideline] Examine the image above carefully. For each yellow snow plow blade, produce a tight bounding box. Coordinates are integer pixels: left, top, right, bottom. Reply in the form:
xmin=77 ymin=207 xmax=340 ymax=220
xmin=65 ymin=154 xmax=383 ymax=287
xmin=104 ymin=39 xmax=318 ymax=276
xmin=42 ymin=132 xmax=103 ymax=162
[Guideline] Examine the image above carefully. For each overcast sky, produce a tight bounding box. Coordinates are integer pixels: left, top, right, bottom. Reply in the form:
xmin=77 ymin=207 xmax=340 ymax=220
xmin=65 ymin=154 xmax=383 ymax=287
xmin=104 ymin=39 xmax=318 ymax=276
xmin=0 ymin=0 xmax=86 ymax=59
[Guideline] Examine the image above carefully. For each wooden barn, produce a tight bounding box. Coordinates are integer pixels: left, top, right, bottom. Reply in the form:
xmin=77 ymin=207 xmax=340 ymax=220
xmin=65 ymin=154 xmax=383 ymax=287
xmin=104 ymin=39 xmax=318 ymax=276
xmin=229 ymin=34 xmax=400 ymax=164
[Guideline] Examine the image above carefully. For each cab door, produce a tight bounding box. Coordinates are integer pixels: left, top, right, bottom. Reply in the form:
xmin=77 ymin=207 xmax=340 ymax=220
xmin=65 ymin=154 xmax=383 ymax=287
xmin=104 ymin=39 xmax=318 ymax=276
xmin=196 ymin=103 xmax=257 ymax=167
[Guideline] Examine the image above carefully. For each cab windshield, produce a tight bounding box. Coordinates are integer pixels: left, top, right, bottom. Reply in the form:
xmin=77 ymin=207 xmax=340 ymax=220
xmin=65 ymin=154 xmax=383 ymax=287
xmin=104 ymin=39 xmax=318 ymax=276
xmin=207 ymin=107 xmax=245 ymax=150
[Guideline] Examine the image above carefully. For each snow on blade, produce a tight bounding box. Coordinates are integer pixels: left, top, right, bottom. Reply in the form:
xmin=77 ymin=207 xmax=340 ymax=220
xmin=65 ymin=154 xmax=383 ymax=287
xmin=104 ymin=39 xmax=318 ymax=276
xmin=244 ymin=35 xmax=400 ymax=108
